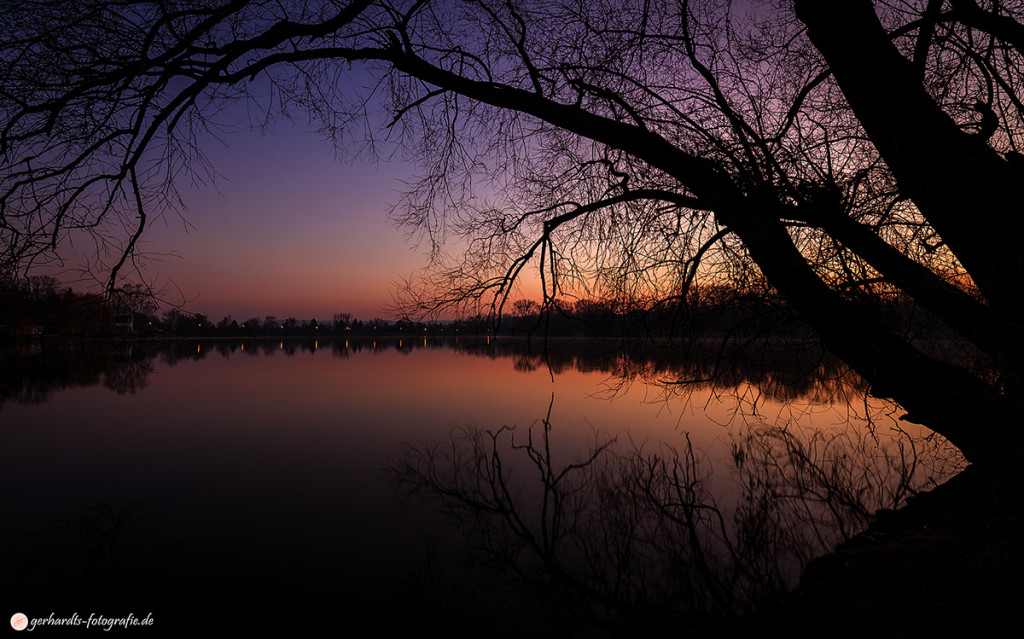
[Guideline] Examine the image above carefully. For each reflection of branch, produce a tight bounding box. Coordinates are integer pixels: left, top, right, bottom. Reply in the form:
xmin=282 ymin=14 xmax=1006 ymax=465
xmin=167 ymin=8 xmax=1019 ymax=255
xmin=734 ymin=421 xmax=964 ymax=554
xmin=6 ymin=500 xmax=178 ymax=596
xmin=389 ymin=407 xmax=963 ymax=628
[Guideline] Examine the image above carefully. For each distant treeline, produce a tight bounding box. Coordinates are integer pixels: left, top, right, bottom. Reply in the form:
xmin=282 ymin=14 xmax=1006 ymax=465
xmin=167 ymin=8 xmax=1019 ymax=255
xmin=0 ymin=276 xmax=109 ymax=338
xmin=149 ymin=310 xmax=471 ymax=338
xmin=3 ymin=275 xmax=958 ymax=342
xmin=149 ymin=291 xmax=820 ymax=339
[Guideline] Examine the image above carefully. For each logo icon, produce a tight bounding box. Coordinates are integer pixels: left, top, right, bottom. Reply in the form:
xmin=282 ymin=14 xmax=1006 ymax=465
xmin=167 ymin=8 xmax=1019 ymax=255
xmin=10 ymin=613 xmax=28 ymax=631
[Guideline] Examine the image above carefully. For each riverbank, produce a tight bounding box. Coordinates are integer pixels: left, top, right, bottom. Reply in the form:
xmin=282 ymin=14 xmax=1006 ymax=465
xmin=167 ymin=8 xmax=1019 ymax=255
xmin=777 ymin=462 xmax=1024 ymax=637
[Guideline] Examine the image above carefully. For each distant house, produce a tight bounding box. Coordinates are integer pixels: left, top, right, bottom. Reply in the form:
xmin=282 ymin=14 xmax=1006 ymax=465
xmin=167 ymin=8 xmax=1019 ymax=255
xmin=113 ymin=313 xmax=134 ymax=333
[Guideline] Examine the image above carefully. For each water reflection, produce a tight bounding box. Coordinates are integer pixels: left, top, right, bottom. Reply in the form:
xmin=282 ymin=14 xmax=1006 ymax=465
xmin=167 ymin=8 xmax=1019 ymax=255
xmin=5 ymin=500 xmax=176 ymax=600
xmin=0 ymin=337 xmax=963 ymax=633
xmin=0 ymin=342 xmax=151 ymax=406
xmin=0 ymin=336 xmax=860 ymax=407
xmin=388 ymin=398 xmax=961 ymax=633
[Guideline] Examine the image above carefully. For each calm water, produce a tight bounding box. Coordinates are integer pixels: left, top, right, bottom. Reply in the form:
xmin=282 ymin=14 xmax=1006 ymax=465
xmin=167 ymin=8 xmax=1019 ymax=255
xmin=1 ymin=338 xmax=962 ymax=634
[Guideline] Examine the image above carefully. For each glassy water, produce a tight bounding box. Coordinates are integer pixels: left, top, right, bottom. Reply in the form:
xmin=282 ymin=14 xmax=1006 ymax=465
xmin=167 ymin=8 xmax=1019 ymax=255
xmin=0 ymin=338 xmax=963 ymax=634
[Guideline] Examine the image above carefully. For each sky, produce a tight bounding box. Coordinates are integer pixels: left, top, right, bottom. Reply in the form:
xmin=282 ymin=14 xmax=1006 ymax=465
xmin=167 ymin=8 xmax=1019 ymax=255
xmin=48 ymin=102 xmax=540 ymax=323
xmin=59 ymin=116 xmax=434 ymax=323
xmin=157 ymin=123 xmax=427 ymax=322
xmin=41 ymin=34 xmax=553 ymax=325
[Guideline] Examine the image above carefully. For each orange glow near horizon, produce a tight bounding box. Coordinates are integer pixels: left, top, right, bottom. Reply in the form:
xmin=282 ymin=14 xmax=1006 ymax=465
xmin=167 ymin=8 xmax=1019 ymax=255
xmin=45 ymin=120 xmax=586 ymax=323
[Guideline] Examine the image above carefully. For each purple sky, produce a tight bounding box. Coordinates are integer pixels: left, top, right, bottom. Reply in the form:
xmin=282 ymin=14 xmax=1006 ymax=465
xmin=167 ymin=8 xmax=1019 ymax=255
xmin=55 ymin=116 xmax=433 ymax=323
xmin=165 ymin=122 xmax=426 ymax=322
xmin=48 ymin=65 xmax=538 ymax=323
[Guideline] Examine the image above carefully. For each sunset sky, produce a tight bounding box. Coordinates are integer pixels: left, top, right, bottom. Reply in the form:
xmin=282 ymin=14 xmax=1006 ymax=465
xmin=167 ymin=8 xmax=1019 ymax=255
xmin=37 ymin=27 xmax=568 ymax=325
xmin=43 ymin=59 xmax=549 ymax=325
xmin=161 ymin=121 xmax=426 ymax=322
xmin=56 ymin=110 xmax=439 ymax=323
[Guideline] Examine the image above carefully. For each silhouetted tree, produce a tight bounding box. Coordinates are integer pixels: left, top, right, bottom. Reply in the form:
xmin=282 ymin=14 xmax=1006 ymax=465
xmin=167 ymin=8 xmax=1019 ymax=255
xmin=512 ymin=299 xmax=540 ymax=318
xmin=2 ymin=1 xmax=1023 ymax=460
xmin=332 ymin=312 xmax=353 ymax=331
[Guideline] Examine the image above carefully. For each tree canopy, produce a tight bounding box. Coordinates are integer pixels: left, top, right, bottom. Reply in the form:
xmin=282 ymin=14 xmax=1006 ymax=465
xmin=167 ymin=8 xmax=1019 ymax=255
xmin=3 ymin=0 xmax=1024 ymax=461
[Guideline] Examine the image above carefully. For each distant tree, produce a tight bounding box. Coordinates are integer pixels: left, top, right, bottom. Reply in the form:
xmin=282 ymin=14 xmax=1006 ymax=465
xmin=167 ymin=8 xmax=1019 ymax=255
xmin=512 ymin=299 xmax=540 ymax=318
xmin=108 ymin=283 xmax=158 ymax=317
xmin=162 ymin=309 xmax=193 ymax=335
xmin=333 ymin=312 xmax=353 ymax=331
xmin=22 ymin=276 xmax=59 ymax=303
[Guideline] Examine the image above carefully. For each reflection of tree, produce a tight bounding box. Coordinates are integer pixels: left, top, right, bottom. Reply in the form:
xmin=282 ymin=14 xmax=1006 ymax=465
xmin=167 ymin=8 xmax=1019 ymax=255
xmin=2 ymin=501 xmax=178 ymax=607
xmin=102 ymin=355 xmax=154 ymax=395
xmin=733 ymin=421 xmax=963 ymax=565
xmin=0 ymin=337 xmax=898 ymax=417
xmin=389 ymin=404 xmax=962 ymax=630
xmin=0 ymin=345 xmax=106 ymax=407
xmin=456 ymin=335 xmax=867 ymax=405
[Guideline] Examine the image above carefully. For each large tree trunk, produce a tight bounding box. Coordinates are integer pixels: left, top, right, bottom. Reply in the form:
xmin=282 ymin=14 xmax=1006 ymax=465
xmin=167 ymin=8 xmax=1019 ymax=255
xmin=719 ymin=200 xmax=1017 ymax=464
xmin=794 ymin=0 xmax=1024 ymax=324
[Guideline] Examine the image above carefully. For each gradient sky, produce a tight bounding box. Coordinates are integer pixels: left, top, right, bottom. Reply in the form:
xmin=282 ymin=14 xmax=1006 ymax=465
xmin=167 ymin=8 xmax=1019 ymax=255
xmin=124 ymin=115 xmax=543 ymax=322
xmin=48 ymin=49 xmax=547 ymax=324
xmin=51 ymin=109 xmax=437 ymax=323
xmin=158 ymin=122 xmax=427 ymax=322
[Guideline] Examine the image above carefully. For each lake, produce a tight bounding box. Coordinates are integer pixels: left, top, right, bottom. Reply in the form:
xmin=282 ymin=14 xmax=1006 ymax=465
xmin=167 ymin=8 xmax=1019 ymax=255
xmin=0 ymin=337 xmax=963 ymax=634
